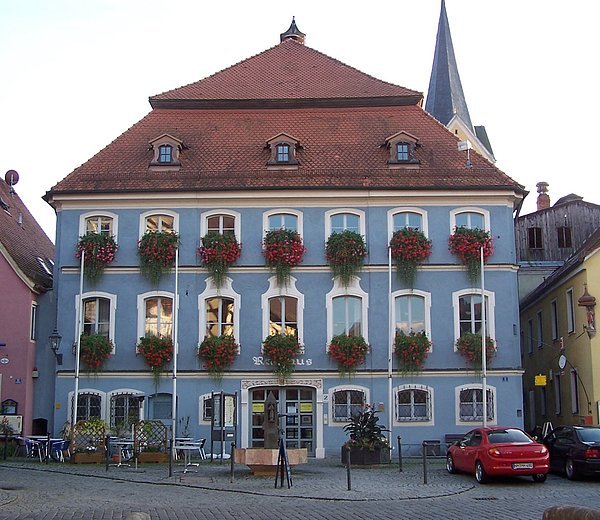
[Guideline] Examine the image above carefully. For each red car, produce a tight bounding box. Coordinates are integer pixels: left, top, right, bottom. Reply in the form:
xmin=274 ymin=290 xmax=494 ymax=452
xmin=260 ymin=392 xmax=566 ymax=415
xmin=446 ymin=426 xmax=549 ymax=484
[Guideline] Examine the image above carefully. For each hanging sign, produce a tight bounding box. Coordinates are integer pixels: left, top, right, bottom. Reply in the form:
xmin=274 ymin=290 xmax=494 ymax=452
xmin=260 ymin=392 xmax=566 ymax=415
xmin=534 ymin=374 xmax=547 ymax=386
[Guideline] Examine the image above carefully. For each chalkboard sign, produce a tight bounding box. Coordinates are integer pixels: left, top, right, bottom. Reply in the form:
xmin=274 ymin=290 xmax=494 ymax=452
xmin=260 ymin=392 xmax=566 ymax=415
xmin=275 ymin=437 xmax=292 ymax=488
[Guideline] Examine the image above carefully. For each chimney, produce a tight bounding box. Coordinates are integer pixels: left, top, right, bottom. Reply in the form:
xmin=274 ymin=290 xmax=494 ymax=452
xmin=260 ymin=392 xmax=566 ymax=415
xmin=536 ymin=182 xmax=550 ymax=211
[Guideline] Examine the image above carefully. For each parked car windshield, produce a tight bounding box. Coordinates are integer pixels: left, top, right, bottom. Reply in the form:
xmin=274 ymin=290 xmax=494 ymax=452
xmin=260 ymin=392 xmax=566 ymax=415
xmin=487 ymin=429 xmax=532 ymax=444
xmin=577 ymin=427 xmax=600 ymax=443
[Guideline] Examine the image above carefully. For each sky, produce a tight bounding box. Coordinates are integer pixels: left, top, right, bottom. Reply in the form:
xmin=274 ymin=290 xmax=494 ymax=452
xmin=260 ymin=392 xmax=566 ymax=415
xmin=1 ymin=1 xmax=598 ymax=243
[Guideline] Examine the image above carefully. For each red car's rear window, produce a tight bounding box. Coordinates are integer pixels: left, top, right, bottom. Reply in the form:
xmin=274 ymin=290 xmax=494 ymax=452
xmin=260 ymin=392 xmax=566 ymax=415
xmin=487 ymin=429 xmax=533 ymax=444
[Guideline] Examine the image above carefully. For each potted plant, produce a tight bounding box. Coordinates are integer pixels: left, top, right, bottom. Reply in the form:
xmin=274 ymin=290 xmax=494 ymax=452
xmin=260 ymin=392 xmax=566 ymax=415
xmin=328 ymin=334 xmax=369 ymax=377
xmin=262 ymin=229 xmax=306 ymax=287
xmin=325 ymin=230 xmax=367 ymax=287
xmin=137 ymin=230 xmax=179 ymax=284
xmin=136 ymin=335 xmax=174 ymax=387
xmin=79 ymin=334 xmax=113 ymax=373
xmin=389 ymin=228 xmax=432 ymax=287
xmin=76 ymin=232 xmax=118 ymax=282
xmin=394 ymin=331 xmax=431 ymax=374
xmin=198 ymin=334 xmax=239 ymax=379
xmin=133 ymin=420 xmax=168 ymax=463
xmin=448 ymin=227 xmax=493 ymax=283
xmin=71 ymin=418 xmax=106 ymax=464
xmin=341 ymin=407 xmax=390 ymax=465
xmin=456 ymin=332 xmax=496 ymax=370
xmin=198 ymin=232 xmax=242 ymax=288
xmin=262 ymin=333 xmax=303 ymax=380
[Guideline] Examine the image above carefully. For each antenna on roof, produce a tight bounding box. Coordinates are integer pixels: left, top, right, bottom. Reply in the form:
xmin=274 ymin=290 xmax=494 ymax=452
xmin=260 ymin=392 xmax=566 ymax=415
xmin=4 ymin=170 xmax=19 ymax=195
xmin=457 ymin=140 xmax=472 ymax=168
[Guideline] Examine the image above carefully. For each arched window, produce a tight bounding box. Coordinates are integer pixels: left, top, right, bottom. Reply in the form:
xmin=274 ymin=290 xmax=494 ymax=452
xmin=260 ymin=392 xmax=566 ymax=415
xmin=110 ymin=393 xmax=142 ymax=432
xmin=329 ymin=386 xmax=368 ymax=423
xmin=75 ymin=392 xmax=102 ymax=422
xmin=79 ymin=211 xmax=118 ymax=239
xmin=456 ymin=384 xmax=496 ymax=424
xmin=450 ymin=207 xmax=490 ymax=232
xmin=205 ymin=297 xmax=234 ymax=337
xmin=396 ymin=386 xmax=432 ymax=422
xmin=1 ymin=399 xmax=17 ymax=415
xmin=453 ymin=289 xmax=495 ymax=345
xmin=199 ymin=278 xmax=241 ymax=343
xmin=332 ymin=296 xmax=362 ymax=337
xmin=137 ymin=292 xmax=174 ymax=339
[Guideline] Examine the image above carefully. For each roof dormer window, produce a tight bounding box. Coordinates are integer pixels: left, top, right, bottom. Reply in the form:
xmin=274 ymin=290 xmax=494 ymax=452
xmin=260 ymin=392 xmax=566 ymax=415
xmin=384 ymin=131 xmax=420 ymax=167
xmin=266 ymin=133 xmax=300 ymax=168
xmin=149 ymin=133 xmax=184 ymax=170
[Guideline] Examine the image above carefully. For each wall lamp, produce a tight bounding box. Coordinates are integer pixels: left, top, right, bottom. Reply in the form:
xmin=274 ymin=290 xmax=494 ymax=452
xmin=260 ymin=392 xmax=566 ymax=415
xmin=48 ymin=328 xmax=63 ymax=365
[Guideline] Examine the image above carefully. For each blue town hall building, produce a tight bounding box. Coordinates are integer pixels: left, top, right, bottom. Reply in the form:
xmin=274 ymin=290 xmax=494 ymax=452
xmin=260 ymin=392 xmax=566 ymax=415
xmin=43 ymin=20 xmax=526 ymax=457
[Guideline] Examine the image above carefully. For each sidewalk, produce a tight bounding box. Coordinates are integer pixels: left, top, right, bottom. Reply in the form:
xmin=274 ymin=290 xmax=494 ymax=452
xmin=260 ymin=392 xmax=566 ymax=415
xmin=0 ymin=455 xmax=473 ymax=502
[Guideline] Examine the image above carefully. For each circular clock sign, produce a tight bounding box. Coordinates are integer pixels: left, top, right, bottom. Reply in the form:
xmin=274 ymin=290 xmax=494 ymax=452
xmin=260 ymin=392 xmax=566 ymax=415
xmin=558 ymin=354 xmax=567 ymax=370
xmin=0 ymin=357 xmax=9 ymax=365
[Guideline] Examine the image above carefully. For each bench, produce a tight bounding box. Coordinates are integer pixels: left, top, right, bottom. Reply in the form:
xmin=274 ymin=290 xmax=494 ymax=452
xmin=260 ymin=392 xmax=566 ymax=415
xmin=444 ymin=434 xmax=464 ymax=446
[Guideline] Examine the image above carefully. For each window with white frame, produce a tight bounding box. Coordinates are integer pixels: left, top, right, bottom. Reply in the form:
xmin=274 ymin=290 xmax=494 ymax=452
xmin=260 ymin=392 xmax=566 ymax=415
xmin=110 ymin=393 xmax=142 ymax=431
xmin=158 ymin=144 xmax=172 ymax=164
xmin=201 ymin=210 xmax=241 ymax=239
xmin=331 ymin=388 xmax=366 ymax=423
xmin=75 ymin=392 xmax=102 ymax=422
xmin=396 ymin=385 xmax=432 ymax=422
xmin=570 ymin=369 xmax=579 ymax=414
xmin=527 ymin=319 xmax=534 ymax=355
xmin=77 ymin=292 xmax=117 ymax=346
xmin=537 ymin=310 xmax=544 ymax=348
xmin=137 ymin=293 xmax=173 ymax=338
xmin=261 ymin=276 xmax=304 ymax=343
xmin=394 ymin=291 xmax=430 ymax=336
xmin=30 ymin=303 xmax=37 ymax=341
xmin=551 ymin=299 xmax=559 ymax=340
xmin=327 ymin=278 xmax=368 ymax=344
xmin=205 ymin=297 xmax=234 ymax=337
xmin=325 ymin=209 xmax=364 ymax=238
xmin=143 ymin=213 xmax=176 ymax=233
xmin=449 ymin=208 xmax=489 ymax=233
xmin=566 ymin=288 xmax=575 ymax=334
xmin=79 ymin=211 xmax=118 ymax=239
xmin=453 ymin=289 xmax=495 ymax=344
xmin=268 ymin=213 xmax=298 ymax=231
xmin=200 ymin=394 xmax=213 ymax=422
xmin=457 ymin=385 xmax=495 ymax=423
xmin=393 ymin=211 xmax=422 ymax=231
xmin=554 ymin=373 xmax=562 ymax=416
xmin=199 ymin=278 xmax=240 ymax=342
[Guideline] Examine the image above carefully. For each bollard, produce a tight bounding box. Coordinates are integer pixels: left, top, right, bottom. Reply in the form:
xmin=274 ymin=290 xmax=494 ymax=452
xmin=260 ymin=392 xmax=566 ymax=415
xmin=3 ymin=434 xmax=8 ymax=461
xmin=346 ymin=445 xmax=352 ymax=491
xmin=397 ymin=435 xmax=402 ymax=473
xmin=230 ymin=442 xmax=235 ymax=483
xmin=422 ymin=441 xmax=428 ymax=484
xmin=105 ymin=435 xmax=110 ymax=472
xmin=168 ymin=437 xmax=173 ymax=478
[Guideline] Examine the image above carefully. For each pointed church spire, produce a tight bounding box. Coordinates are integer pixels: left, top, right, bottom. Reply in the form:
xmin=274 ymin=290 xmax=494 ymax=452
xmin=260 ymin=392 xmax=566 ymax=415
xmin=425 ymin=0 xmax=473 ymax=130
xmin=280 ymin=17 xmax=306 ymax=44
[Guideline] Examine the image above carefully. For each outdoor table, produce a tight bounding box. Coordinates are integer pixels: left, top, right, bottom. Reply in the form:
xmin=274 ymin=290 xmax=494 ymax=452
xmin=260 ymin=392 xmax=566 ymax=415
xmin=29 ymin=436 xmax=62 ymax=461
xmin=110 ymin=438 xmax=133 ymax=467
xmin=174 ymin=443 xmax=202 ymax=473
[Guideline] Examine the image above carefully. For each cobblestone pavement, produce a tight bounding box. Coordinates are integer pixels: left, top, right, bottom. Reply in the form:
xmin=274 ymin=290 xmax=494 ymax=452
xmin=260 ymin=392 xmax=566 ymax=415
xmin=1 ymin=457 xmax=599 ymax=519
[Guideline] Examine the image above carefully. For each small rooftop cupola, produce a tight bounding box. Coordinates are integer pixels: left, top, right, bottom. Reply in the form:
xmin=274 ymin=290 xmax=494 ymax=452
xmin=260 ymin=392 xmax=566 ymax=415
xmin=280 ymin=17 xmax=305 ymax=44
xmin=536 ymin=181 xmax=550 ymax=211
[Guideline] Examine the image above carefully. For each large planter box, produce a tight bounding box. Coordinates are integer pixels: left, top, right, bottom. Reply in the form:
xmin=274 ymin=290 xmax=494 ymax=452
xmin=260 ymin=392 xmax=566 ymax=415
xmin=137 ymin=451 xmax=168 ymax=463
xmin=71 ymin=451 xmax=105 ymax=464
xmin=234 ymin=448 xmax=308 ymax=475
xmin=341 ymin=447 xmax=390 ymax=465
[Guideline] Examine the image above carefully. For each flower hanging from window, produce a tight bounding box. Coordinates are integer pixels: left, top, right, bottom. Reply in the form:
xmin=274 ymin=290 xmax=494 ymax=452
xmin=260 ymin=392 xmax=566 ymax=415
xmin=198 ymin=334 xmax=239 ymax=379
xmin=136 ymin=335 xmax=174 ymax=387
xmin=262 ymin=229 xmax=306 ymax=287
xmin=79 ymin=334 xmax=113 ymax=373
xmin=262 ymin=333 xmax=303 ymax=380
xmin=456 ymin=332 xmax=496 ymax=371
xmin=394 ymin=331 xmax=431 ymax=374
xmin=76 ymin=233 xmax=118 ymax=282
xmin=448 ymin=227 xmax=493 ymax=283
xmin=137 ymin=230 xmax=179 ymax=285
xmin=328 ymin=334 xmax=369 ymax=377
xmin=198 ymin=232 xmax=242 ymax=288
xmin=325 ymin=230 xmax=368 ymax=287
xmin=389 ymin=228 xmax=432 ymax=287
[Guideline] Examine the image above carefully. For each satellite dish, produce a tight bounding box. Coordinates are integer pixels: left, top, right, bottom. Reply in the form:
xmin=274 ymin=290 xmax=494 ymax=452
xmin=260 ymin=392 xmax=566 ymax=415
xmin=558 ymin=354 xmax=567 ymax=370
xmin=5 ymin=170 xmax=19 ymax=186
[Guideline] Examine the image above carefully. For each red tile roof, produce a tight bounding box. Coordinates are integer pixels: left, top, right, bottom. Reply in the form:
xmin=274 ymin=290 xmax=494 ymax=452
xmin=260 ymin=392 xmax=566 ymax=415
xmin=47 ymin=39 xmax=524 ymax=198
xmin=1 ymin=178 xmax=54 ymax=290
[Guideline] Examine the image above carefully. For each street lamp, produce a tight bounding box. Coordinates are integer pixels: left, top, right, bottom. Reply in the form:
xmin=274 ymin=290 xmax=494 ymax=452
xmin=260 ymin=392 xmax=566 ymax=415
xmin=49 ymin=328 xmax=63 ymax=365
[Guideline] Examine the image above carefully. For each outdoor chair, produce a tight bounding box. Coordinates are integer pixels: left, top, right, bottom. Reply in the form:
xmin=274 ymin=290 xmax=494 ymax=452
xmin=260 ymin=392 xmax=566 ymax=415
xmin=49 ymin=440 xmax=70 ymax=462
xmin=24 ymin=438 xmax=44 ymax=462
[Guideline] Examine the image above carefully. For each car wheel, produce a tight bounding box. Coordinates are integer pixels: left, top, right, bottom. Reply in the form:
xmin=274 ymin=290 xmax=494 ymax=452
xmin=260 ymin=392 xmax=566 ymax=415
xmin=475 ymin=460 xmax=489 ymax=484
xmin=565 ymin=458 xmax=578 ymax=480
xmin=446 ymin=454 xmax=456 ymax=474
xmin=532 ymin=473 xmax=547 ymax=483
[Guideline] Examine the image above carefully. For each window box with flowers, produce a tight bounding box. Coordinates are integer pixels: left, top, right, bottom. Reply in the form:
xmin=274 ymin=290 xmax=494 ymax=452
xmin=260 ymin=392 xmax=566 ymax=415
xmin=394 ymin=331 xmax=431 ymax=374
xmin=198 ymin=232 xmax=241 ymax=288
xmin=198 ymin=334 xmax=239 ymax=379
xmin=448 ymin=227 xmax=493 ymax=283
xmin=136 ymin=335 xmax=173 ymax=387
xmin=325 ymin=231 xmax=368 ymax=287
xmin=137 ymin=230 xmax=179 ymax=285
xmin=328 ymin=334 xmax=369 ymax=377
xmin=76 ymin=233 xmax=118 ymax=282
xmin=262 ymin=229 xmax=306 ymax=287
xmin=262 ymin=333 xmax=303 ymax=380
xmin=389 ymin=228 xmax=432 ymax=287
xmin=456 ymin=332 xmax=496 ymax=370
xmin=79 ymin=334 xmax=113 ymax=373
